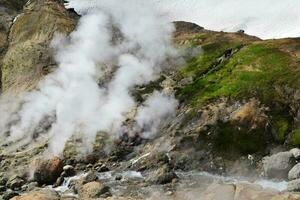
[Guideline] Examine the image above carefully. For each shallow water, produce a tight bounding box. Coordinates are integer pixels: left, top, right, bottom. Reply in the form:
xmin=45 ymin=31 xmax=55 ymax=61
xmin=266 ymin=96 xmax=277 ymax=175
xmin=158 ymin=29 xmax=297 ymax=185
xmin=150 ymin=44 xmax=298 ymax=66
xmin=176 ymin=171 xmax=288 ymax=192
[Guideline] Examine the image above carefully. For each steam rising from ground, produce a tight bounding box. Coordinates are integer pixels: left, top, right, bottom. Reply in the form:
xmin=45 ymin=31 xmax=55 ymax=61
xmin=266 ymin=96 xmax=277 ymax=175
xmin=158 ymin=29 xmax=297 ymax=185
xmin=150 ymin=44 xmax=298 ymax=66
xmin=0 ymin=0 xmax=177 ymax=155
xmin=135 ymin=91 xmax=178 ymax=139
xmin=66 ymin=0 xmax=300 ymax=39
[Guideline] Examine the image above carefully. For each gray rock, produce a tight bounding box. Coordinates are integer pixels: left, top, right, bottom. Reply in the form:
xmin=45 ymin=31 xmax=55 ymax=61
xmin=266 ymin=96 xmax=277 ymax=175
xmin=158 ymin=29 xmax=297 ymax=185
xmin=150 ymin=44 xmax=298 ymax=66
xmin=290 ymin=148 xmax=300 ymax=160
xmin=288 ymin=179 xmax=300 ymax=192
xmin=26 ymin=182 xmax=38 ymax=192
xmin=289 ymin=163 xmax=300 ymax=180
xmin=146 ymin=165 xmax=178 ymax=184
xmin=84 ymin=170 xmax=98 ymax=184
xmin=63 ymin=165 xmax=76 ymax=177
xmin=6 ymin=176 xmax=25 ymax=190
xmin=263 ymin=152 xmax=296 ymax=179
xmin=2 ymin=189 xmax=18 ymax=200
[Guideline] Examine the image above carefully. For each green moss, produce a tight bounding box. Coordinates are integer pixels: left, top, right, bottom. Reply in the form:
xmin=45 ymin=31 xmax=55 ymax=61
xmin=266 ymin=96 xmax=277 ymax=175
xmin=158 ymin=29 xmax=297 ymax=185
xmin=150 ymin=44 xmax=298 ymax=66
xmin=178 ymin=41 xmax=242 ymax=78
xmin=199 ymin=121 xmax=267 ymax=158
xmin=288 ymin=129 xmax=300 ymax=146
xmin=178 ymin=43 xmax=298 ymax=106
xmin=273 ymin=118 xmax=289 ymax=142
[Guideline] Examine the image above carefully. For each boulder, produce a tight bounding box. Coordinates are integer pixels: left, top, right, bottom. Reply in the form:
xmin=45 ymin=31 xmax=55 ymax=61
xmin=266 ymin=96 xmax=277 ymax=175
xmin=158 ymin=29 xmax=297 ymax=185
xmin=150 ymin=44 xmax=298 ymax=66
xmin=290 ymin=148 xmax=300 ymax=160
xmin=288 ymin=163 xmax=300 ymax=180
xmin=79 ymin=181 xmax=110 ymax=199
xmin=83 ymin=170 xmax=98 ymax=184
xmin=146 ymin=165 xmax=178 ymax=184
xmin=263 ymin=152 xmax=296 ymax=179
xmin=63 ymin=165 xmax=76 ymax=177
xmin=32 ymin=156 xmax=63 ymax=185
xmin=10 ymin=189 xmax=60 ymax=200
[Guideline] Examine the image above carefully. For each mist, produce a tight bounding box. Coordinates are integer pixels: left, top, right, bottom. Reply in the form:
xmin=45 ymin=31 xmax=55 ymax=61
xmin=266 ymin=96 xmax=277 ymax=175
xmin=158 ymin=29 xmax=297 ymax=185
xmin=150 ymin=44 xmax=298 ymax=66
xmin=2 ymin=0 xmax=177 ymax=156
xmin=66 ymin=0 xmax=300 ymax=40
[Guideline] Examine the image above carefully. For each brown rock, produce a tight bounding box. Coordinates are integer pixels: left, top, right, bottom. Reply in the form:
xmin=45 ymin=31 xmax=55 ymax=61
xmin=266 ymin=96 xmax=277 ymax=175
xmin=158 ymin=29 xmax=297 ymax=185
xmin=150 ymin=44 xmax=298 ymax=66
xmin=32 ymin=156 xmax=63 ymax=185
xmin=79 ymin=181 xmax=110 ymax=199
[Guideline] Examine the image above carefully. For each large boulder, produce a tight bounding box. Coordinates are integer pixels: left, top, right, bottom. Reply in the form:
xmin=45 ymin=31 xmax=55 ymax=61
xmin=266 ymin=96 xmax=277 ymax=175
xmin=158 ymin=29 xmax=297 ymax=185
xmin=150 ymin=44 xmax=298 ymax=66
xmin=10 ymin=189 xmax=60 ymax=200
xmin=263 ymin=152 xmax=296 ymax=179
xmin=2 ymin=0 xmax=76 ymax=92
xmin=79 ymin=181 xmax=111 ymax=199
xmin=146 ymin=164 xmax=178 ymax=184
xmin=288 ymin=163 xmax=300 ymax=180
xmin=31 ymin=156 xmax=63 ymax=185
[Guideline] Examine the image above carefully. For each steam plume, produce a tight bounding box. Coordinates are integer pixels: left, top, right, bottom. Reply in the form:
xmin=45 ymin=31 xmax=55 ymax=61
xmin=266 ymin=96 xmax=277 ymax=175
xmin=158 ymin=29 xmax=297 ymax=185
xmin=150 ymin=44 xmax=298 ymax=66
xmin=3 ymin=0 xmax=177 ymax=155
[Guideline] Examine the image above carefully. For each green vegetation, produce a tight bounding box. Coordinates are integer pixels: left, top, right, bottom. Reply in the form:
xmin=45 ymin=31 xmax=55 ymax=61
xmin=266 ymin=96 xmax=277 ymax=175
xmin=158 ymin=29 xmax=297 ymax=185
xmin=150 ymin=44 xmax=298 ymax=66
xmin=288 ymin=128 xmax=300 ymax=146
xmin=178 ymin=43 xmax=298 ymax=106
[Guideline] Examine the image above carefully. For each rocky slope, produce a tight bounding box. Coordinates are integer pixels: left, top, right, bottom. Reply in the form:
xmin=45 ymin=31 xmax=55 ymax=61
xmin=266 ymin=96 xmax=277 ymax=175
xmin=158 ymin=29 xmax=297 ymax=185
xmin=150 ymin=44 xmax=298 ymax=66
xmin=1 ymin=1 xmax=300 ymax=200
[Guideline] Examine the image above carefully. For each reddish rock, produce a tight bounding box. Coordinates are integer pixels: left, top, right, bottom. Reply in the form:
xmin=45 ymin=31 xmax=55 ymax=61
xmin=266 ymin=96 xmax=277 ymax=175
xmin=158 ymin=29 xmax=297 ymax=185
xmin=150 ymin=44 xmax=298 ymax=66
xmin=31 ymin=157 xmax=63 ymax=185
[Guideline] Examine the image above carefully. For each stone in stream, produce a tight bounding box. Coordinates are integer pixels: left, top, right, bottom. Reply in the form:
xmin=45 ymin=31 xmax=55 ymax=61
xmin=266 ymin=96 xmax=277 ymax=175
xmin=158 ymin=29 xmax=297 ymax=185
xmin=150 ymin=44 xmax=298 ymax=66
xmin=290 ymin=148 xmax=300 ymax=160
xmin=263 ymin=151 xmax=296 ymax=179
xmin=146 ymin=164 xmax=178 ymax=184
xmin=84 ymin=170 xmax=99 ymax=184
xmin=288 ymin=163 xmax=300 ymax=180
xmin=63 ymin=165 xmax=76 ymax=177
xmin=31 ymin=156 xmax=63 ymax=185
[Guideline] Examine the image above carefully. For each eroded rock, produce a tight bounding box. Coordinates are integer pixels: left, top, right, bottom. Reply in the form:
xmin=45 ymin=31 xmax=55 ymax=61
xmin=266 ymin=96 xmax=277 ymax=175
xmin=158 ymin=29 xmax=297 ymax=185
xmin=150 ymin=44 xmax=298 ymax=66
xmin=288 ymin=163 xmax=300 ymax=180
xmin=79 ymin=181 xmax=111 ymax=199
xmin=146 ymin=164 xmax=178 ymax=184
xmin=32 ymin=156 xmax=63 ymax=185
xmin=263 ymin=151 xmax=295 ymax=179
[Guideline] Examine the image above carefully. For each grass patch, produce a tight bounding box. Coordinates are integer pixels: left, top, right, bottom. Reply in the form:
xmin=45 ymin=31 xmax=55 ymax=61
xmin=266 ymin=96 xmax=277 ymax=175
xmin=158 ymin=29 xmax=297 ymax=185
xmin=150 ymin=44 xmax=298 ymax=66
xmin=177 ymin=43 xmax=298 ymax=106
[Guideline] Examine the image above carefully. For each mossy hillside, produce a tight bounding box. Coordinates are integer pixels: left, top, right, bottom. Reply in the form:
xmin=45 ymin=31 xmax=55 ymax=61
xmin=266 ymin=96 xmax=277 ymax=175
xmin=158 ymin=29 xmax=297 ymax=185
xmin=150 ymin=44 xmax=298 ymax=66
xmin=178 ymin=43 xmax=298 ymax=105
xmin=174 ymin=32 xmax=300 ymax=153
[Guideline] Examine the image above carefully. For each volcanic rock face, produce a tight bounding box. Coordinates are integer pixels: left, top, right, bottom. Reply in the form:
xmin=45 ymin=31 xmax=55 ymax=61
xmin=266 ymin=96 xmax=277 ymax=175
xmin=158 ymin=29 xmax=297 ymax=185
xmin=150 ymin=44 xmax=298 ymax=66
xmin=1 ymin=0 xmax=76 ymax=92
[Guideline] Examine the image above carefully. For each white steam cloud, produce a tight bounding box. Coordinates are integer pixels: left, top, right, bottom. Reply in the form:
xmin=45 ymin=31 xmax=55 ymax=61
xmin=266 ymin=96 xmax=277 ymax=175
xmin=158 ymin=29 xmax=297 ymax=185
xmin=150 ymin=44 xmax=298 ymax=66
xmin=66 ymin=0 xmax=300 ymax=40
xmin=134 ymin=91 xmax=178 ymax=139
xmin=2 ymin=0 xmax=178 ymax=155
